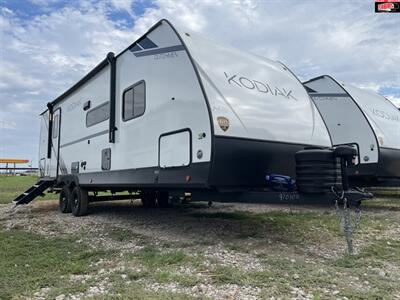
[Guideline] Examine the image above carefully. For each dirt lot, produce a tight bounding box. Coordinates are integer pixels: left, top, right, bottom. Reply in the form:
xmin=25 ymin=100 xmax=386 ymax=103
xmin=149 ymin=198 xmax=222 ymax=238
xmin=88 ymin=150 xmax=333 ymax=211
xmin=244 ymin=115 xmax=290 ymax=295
xmin=0 ymin=188 xmax=399 ymax=299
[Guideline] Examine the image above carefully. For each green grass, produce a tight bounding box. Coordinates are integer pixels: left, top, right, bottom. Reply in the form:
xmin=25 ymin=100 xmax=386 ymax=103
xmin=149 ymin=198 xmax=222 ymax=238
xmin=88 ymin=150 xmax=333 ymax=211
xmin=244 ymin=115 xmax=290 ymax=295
xmin=190 ymin=210 xmax=343 ymax=244
xmin=191 ymin=210 xmax=392 ymax=240
xmin=361 ymin=239 xmax=400 ymax=261
xmin=121 ymin=246 xmax=204 ymax=289
xmin=363 ymin=198 xmax=400 ymax=207
xmin=191 ymin=210 xmax=340 ymax=230
xmin=206 ymin=239 xmax=400 ymax=298
xmin=0 ymin=218 xmax=398 ymax=299
xmin=107 ymin=227 xmax=146 ymax=243
xmin=90 ymin=209 xmax=400 ymax=299
xmin=154 ymin=271 xmax=202 ymax=287
xmin=0 ymin=175 xmax=56 ymax=204
xmin=94 ymin=282 xmax=208 ymax=299
xmin=335 ymin=238 xmax=400 ymax=268
xmin=0 ymin=230 xmax=108 ymax=299
xmin=367 ymin=188 xmax=400 ymax=198
xmin=209 ymin=265 xmax=256 ymax=285
xmin=0 ymin=177 xmax=399 ymax=299
xmin=134 ymin=246 xmax=188 ymax=267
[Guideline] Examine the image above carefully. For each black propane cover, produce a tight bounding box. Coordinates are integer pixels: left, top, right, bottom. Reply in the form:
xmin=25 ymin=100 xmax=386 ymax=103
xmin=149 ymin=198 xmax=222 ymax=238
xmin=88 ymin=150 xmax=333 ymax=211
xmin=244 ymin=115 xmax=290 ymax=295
xmin=295 ymin=147 xmax=342 ymax=194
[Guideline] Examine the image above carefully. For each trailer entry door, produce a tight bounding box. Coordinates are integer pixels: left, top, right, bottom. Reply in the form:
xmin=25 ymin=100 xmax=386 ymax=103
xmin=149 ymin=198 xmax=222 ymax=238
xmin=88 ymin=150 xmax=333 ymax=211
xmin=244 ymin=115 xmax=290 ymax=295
xmin=49 ymin=109 xmax=61 ymax=177
xmin=39 ymin=113 xmax=50 ymax=177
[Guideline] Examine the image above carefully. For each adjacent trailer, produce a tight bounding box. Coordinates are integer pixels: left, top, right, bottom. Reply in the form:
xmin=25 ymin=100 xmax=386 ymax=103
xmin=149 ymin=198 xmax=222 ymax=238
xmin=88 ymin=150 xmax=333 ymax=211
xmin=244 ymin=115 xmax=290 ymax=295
xmin=303 ymin=75 xmax=400 ymax=187
xmin=14 ymin=20 xmax=370 ymax=215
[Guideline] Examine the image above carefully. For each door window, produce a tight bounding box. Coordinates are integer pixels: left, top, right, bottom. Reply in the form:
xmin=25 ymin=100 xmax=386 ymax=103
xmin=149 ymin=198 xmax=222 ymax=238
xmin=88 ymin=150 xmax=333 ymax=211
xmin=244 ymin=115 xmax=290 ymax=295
xmin=52 ymin=114 xmax=59 ymax=138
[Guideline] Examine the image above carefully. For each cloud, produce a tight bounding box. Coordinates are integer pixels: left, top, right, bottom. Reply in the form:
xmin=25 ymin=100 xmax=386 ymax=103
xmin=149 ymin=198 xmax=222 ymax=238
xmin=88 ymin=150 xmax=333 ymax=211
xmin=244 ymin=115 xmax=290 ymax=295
xmin=0 ymin=0 xmax=399 ymax=162
xmin=1 ymin=2 xmax=140 ymax=110
xmin=110 ymin=0 xmax=134 ymax=12
xmin=0 ymin=120 xmax=17 ymax=130
xmin=0 ymin=1 xmax=140 ymax=161
xmin=29 ymin=0 xmax=64 ymax=6
xmin=0 ymin=61 xmax=44 ymax=90
xmin=155 ymin=0 xmax=400 ymax=104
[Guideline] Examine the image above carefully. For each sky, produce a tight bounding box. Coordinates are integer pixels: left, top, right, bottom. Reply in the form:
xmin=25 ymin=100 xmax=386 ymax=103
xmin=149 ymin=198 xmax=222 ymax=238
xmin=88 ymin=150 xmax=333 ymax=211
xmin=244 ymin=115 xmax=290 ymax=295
xmin=0 ymin=0 xmax=399 ymax=166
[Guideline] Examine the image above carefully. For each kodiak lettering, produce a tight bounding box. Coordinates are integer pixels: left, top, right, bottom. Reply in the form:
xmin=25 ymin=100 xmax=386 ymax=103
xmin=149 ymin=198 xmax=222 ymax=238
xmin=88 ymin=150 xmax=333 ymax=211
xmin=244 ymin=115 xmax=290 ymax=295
xmin=224 ymin=72 xmax=297 ymax=100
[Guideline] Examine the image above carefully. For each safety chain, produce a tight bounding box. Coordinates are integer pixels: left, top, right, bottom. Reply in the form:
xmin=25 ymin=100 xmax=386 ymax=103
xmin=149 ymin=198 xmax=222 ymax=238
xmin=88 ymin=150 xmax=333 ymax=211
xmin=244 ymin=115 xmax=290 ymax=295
xmin=331 ymin=186 xmax=361 ymax=255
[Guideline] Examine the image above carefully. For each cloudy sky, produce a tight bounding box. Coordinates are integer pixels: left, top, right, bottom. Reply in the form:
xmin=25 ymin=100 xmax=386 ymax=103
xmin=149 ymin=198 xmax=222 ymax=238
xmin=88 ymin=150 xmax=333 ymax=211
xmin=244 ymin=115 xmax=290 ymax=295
xmin=0 ymin=0 xmax=399 ymax=166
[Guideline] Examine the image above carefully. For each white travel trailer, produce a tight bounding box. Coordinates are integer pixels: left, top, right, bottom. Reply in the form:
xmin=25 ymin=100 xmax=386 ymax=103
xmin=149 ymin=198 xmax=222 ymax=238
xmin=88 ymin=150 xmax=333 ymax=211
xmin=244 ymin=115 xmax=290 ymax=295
xmin=303 ymin=75 xmax=400 ymax=187
xmin=14 ymin=20 xmax=370 ymax=215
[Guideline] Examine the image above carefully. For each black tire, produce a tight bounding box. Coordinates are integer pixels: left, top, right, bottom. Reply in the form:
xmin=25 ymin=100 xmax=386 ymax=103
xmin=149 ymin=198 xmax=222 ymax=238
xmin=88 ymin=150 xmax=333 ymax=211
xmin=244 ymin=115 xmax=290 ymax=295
xmin=141 ymin=191 xmax=157 ymax=208
xmin=59 ymin=186 xmax=72 ymax=213
xmin=157 ymin=191 xmax=169 ymax=208
xmin=71 ymin=186 xmax=89 ymax=216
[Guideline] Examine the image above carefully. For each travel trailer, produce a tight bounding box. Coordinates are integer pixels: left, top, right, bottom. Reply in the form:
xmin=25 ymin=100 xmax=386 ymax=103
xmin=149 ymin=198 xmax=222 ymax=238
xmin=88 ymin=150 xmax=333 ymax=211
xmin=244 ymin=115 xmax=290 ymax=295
xmin=13 ymin=20 xmax=370 ymax=215
xmin=303 ymin=75 xmax=400 ymax=187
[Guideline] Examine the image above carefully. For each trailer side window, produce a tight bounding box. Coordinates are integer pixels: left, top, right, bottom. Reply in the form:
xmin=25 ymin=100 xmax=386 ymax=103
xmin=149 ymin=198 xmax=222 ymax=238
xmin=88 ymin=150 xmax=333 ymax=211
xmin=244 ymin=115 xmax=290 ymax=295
xmin=123 ymin=81 xmax=145 ymax=121
xmin=86 ymin=101 xmax=110 ymax=127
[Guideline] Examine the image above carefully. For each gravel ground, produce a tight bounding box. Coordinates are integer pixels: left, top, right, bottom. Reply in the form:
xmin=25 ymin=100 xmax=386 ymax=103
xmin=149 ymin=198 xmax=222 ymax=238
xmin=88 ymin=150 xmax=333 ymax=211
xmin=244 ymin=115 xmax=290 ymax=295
xmin=0 ymin=197 xmax=399 ymax=299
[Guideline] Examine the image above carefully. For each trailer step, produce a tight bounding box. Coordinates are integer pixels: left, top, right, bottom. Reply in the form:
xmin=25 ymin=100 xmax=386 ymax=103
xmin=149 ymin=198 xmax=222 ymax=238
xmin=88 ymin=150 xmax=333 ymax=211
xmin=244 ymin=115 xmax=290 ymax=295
xmin=12 ymin=180 xmax=54 ymax=205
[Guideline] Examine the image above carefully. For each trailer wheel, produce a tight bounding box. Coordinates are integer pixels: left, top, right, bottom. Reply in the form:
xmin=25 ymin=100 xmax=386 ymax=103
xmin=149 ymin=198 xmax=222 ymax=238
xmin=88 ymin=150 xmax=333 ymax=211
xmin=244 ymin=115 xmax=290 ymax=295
xmin=141 ymin=191 xmax=156 ymax=208
xmin=59 ymin=186 xmax=72 ymax=213
xmin=157 ymin=191 xmax=170 ymax=208
xmin=71 ymin=186 xmax=89 ymax=216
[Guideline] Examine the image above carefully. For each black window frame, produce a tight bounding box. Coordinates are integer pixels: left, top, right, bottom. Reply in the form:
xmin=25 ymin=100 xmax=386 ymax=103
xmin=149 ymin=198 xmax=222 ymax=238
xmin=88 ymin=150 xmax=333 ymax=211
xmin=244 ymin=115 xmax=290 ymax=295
xmin=86 ymin=101 xmax=110 ymax=127
xmin=52 ymin=114 xmax=59 ymax=139
xmin=122 ymin=80 xmax=146 ymax=122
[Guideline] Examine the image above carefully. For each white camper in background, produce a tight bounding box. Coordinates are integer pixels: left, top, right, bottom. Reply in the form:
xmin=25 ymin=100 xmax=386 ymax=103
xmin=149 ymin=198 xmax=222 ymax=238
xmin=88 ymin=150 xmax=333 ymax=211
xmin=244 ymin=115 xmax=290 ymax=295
xmin=14 ymin=20 xmax=370 ymax=215
xmin=304 ymin=75 xmax=400 ymax=187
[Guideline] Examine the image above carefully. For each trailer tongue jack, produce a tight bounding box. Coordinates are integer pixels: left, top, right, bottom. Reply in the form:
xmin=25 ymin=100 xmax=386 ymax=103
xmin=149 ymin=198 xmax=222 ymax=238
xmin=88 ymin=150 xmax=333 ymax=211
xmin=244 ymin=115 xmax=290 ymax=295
xmin=332 ymin=146 xmax=365 ymax=255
